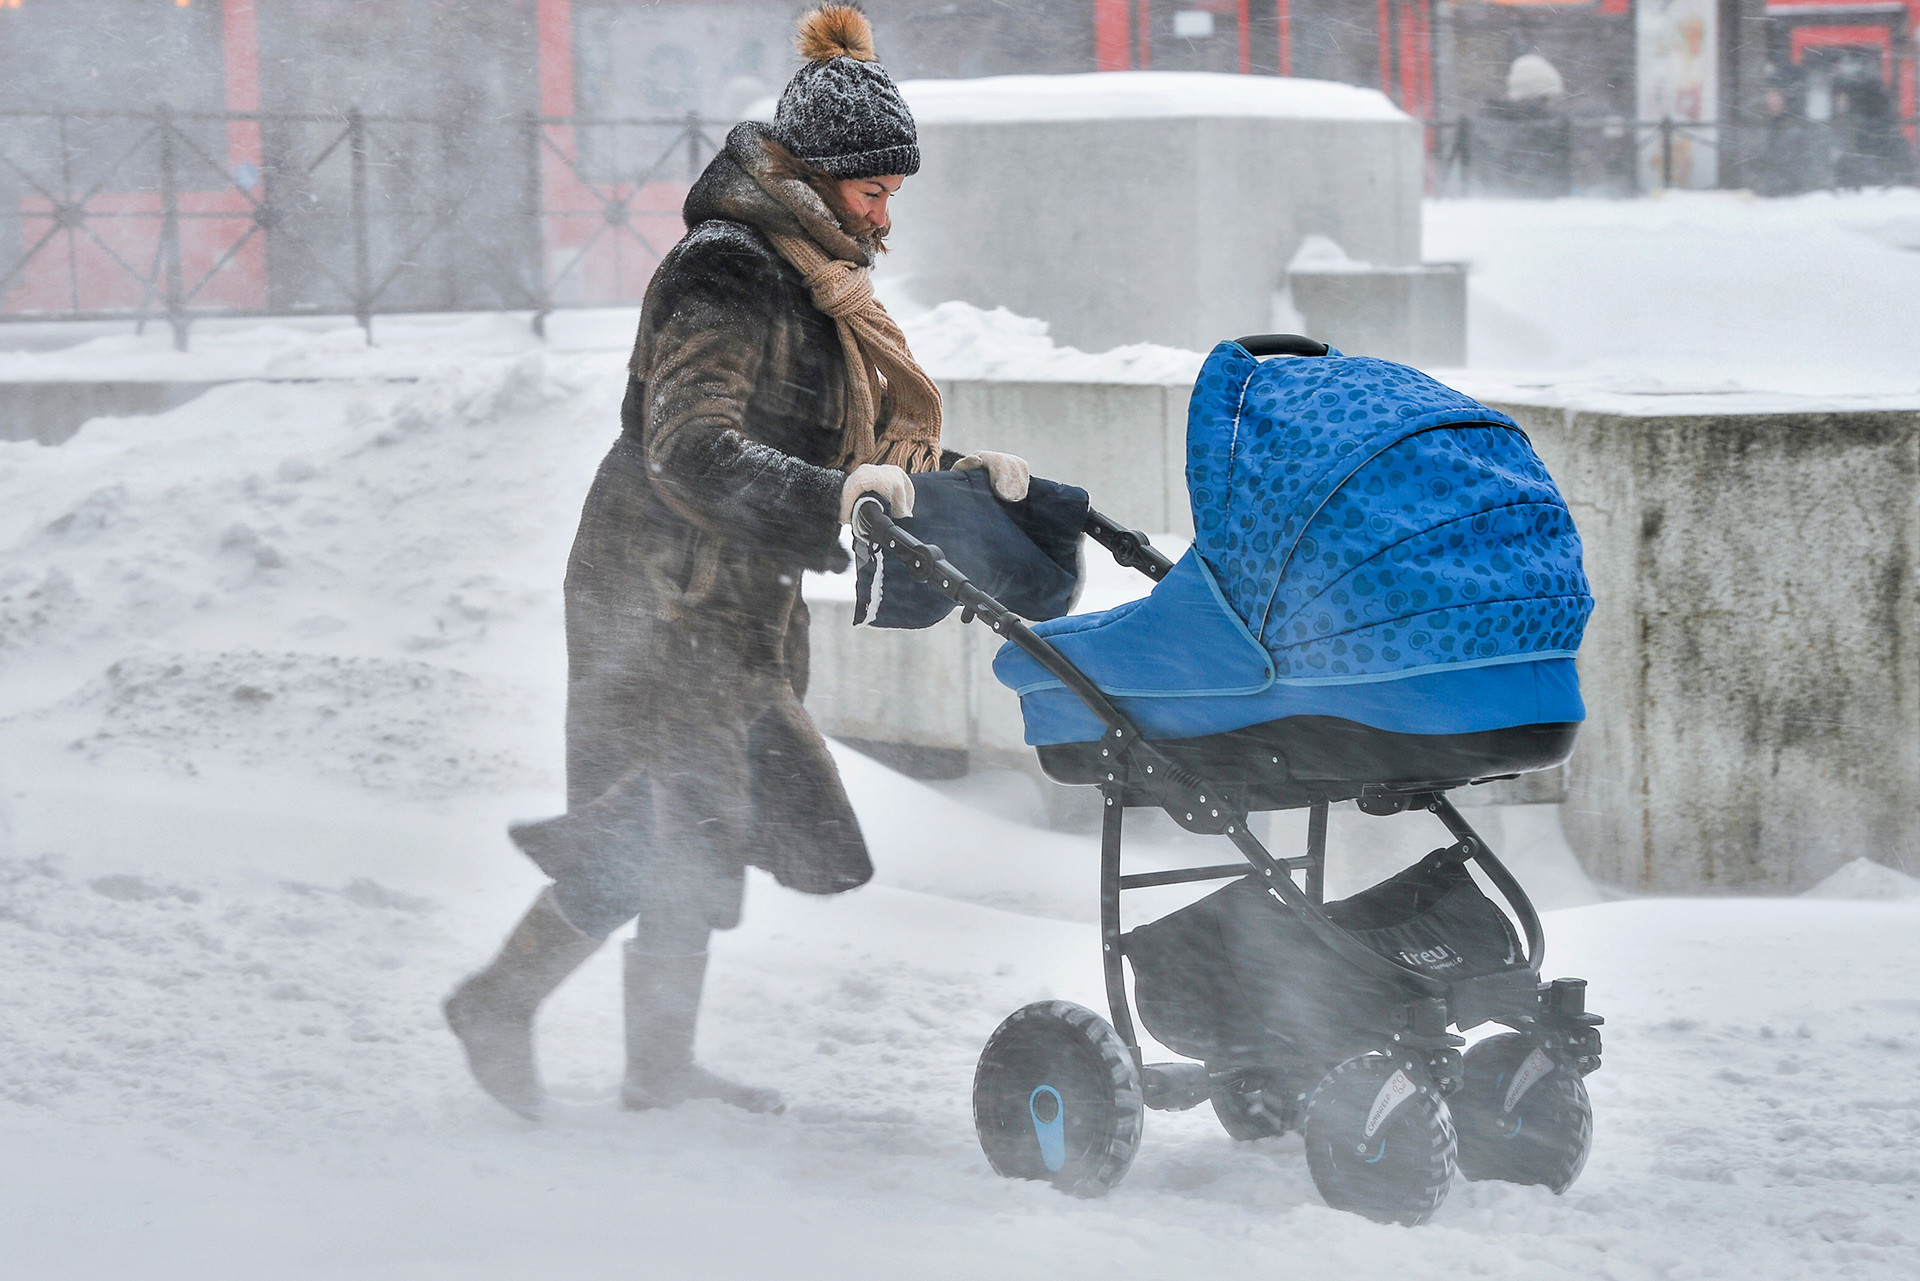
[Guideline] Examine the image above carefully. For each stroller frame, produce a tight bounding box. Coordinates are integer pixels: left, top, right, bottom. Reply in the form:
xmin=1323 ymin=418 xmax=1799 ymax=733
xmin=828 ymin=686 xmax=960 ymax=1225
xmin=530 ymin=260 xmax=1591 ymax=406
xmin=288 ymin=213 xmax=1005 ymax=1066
xmin=851 ymin=496 xmax=1603 ymax=1104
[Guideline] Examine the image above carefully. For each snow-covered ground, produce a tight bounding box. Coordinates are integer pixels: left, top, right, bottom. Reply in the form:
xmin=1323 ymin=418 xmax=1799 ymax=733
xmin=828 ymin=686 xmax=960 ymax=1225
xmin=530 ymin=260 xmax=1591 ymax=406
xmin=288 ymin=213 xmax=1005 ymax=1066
xmin=1426 ymin=188 xmax=1920 ymax=412
xmin=3 ymin=194 xmax=1919 ymax=1277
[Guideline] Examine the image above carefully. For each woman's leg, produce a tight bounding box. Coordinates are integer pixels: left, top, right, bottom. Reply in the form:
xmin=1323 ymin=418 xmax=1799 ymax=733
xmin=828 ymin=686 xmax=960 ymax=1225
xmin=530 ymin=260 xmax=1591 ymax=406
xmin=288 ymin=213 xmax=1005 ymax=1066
xmin=616 ymin=690 xmax=860 ymax=1114
xmin=446 ymin=745 xmax=666 ymax=1119
xmin=443 ymin=887 xmax=603 ymax=1120
xmin=446 ymin=766 xmax=654 ymax=1120
xmin=620 ymin=856 xmax=783 ymax=1114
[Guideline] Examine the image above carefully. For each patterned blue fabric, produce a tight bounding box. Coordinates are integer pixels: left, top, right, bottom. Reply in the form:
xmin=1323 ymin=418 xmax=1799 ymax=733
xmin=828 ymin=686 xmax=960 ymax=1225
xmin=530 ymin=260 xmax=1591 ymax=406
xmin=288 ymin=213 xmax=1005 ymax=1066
xmin=992 ymin=342 xmax=1594 ymax=747
xmin=1187 ymin=342 xmax=1592 ymax=680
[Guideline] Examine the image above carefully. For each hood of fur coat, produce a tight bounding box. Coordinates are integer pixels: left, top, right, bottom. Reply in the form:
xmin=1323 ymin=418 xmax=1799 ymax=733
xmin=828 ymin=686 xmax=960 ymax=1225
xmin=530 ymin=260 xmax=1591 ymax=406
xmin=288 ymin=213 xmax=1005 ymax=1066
xmin=684 ymin=123 xmax=877 ymax=266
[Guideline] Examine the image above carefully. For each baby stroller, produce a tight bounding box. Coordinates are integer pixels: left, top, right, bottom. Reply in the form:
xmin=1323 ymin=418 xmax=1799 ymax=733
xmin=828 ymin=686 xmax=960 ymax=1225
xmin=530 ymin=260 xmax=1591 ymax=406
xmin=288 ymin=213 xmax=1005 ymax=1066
xmin=850 ymin=335 xmax=1604 ymax=1225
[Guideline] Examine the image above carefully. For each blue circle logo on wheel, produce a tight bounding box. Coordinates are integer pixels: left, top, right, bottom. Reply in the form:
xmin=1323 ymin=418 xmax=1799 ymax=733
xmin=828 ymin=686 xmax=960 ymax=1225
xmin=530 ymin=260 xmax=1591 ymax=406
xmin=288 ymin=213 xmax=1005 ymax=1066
xmin=1029 ymin=1085 xmax=1066 ymax=1172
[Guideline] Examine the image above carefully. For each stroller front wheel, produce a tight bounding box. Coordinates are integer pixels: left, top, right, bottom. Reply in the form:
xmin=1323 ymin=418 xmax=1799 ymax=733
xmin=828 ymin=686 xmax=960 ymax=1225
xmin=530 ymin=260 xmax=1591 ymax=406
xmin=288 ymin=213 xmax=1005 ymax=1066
xmin=972 ymin=1001 xmax=1144 ymax=1197
xmin=1303 ymin=1053 xmax=1457 ymax=1225
xmin=1452 ymin=1033 xmax=1594 ymax=1192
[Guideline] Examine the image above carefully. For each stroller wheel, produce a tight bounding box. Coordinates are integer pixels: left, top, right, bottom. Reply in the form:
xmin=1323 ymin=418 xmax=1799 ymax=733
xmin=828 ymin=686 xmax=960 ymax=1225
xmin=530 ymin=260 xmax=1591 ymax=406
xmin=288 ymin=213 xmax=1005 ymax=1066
xmin=1453 ymin=1033 xmax=1593 ymax=1192
xmin=973 ymin=1001 xmax=1144 ymax=1197
xmin=1209 ymin=1067 xmax=1295 ymax=1141
xmin=1303 ymin=1054 xmax=1456 ymax=1226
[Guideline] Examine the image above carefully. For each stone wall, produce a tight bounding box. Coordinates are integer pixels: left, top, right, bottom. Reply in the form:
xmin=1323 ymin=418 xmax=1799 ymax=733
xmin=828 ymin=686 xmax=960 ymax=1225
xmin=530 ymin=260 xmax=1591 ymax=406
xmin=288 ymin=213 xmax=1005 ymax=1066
xmin=938 ymin=378 xmax=1192 ymax=534
xmin=1500 ymin=401 xmax=1920 ymax=891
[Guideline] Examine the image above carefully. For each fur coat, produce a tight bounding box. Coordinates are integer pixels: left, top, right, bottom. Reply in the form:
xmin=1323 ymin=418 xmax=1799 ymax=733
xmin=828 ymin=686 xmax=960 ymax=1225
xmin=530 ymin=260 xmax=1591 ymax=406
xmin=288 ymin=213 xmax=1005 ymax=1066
xmin=512 ymin=124 xmax=901 ymax=936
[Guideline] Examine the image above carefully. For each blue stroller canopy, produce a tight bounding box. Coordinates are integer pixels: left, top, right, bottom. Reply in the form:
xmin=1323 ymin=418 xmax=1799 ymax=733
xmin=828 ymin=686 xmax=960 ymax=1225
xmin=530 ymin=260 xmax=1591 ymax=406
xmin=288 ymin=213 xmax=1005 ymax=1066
xmin=1188 ymin=343 xmax=1591 ymax=681
xmin=994 ymin=342 xmax=1593 ymax=746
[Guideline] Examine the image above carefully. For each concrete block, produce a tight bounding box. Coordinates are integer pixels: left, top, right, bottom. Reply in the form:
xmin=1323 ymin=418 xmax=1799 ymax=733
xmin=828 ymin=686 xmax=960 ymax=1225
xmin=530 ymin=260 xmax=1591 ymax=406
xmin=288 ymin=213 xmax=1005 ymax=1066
xmin=937 ymin=378 xmax=1191 ymax=536
xmin=888 ymin=74 xmax=1425 ymax=353
xmin=803 ymin=601 xmax=976 ymax=753
xmin=0 ymin=381 xmax=228 ymax=445
xmin=1288 ymin=263 xmax=1468 ymax=367
xmin=1500 ymin=400 xmax=1920 ymax=892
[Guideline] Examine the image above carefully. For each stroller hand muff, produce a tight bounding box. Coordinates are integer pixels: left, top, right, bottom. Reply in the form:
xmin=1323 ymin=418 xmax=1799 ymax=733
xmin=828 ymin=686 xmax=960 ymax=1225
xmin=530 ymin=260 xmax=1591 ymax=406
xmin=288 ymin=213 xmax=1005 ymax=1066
xmin=850 ymin=335 xmax=1604 ymax=1223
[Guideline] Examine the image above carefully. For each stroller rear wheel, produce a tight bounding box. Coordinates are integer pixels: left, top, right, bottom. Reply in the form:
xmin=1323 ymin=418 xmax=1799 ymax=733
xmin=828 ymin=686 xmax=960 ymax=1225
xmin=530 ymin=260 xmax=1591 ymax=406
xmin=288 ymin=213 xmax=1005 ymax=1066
xmin=1303 ymin=1054 xmax=1457 ymax=1225
xmin=1453 ymin=1033 xmax=1593 ymax=1192
xmin=1209 ymin=1067 xmax=1296 ymax=1141
xmin=973 ymin=1001 xmax=1144 ymax=1197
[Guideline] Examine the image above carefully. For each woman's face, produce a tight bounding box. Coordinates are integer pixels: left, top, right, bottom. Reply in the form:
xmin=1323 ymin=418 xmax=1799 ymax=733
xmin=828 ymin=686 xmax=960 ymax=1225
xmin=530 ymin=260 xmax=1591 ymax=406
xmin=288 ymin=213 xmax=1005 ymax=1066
xmin=834 ymin=175 xmax=904 ymax=235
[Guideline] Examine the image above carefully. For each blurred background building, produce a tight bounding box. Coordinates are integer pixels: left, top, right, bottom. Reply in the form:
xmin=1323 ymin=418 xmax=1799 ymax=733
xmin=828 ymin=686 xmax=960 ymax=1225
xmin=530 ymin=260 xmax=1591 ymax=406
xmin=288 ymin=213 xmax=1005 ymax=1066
xmin=1 ymin=1 xmax=1912 ymax=184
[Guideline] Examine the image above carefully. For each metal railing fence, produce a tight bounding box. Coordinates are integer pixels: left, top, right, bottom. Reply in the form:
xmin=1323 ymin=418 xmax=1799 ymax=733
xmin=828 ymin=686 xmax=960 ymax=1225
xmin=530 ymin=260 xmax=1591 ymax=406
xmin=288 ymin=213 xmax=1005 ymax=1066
xmin=0 ymin=107 xmax=732 ymax=348
xmin=6 ymin=107 xmax=1913 ymax=347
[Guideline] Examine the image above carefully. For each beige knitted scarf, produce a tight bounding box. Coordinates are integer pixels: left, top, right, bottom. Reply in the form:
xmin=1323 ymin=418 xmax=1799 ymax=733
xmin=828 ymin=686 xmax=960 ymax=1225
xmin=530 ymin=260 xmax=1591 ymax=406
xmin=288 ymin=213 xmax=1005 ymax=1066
xmin=764 ymin=229 xmax=943 ymax=475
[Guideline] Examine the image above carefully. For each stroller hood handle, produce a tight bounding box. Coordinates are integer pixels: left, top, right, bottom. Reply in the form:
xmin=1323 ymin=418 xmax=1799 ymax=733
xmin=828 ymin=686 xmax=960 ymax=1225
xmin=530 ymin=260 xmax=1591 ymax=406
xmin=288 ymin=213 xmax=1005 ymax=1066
xmin=1235 ymin=333 xmax=1331 ymax=359
xmin=1084 ymin=509 xmax=1174 ymax=582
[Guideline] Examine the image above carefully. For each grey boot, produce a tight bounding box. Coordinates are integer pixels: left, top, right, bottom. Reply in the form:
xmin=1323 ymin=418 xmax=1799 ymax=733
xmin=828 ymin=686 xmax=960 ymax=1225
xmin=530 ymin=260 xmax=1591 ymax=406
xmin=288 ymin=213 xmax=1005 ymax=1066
xmin=619 ymin=943 xmax=784 ymax=1114
xmin=443 ymin=888 xmax=602 ymax=1119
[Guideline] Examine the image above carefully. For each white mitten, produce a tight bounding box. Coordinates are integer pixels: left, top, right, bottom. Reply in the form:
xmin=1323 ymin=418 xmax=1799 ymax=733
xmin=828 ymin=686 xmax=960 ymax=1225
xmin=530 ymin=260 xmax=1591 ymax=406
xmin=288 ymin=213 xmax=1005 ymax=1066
xmin=953 ymin=450 xmax=1031 ymax=502
xmin=839 ymin=463 xmax=915 ymax=523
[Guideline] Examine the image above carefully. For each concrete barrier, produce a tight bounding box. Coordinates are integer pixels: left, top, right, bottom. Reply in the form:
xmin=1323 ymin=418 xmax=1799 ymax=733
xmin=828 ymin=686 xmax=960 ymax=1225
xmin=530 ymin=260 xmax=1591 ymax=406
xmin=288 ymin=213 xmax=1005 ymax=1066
xmin=1289 ymin=263 xmax=1468 ymax=368
xmin=888 ymin=73 xmax=1457 ymax=355
xmin=804 ymin=376 xmax=1920 ymax=891
xmin=0 ymin=381 xmax=232 ymax=445
xmin=936 ymin=377 xmax=1192 ymax=535
xmin=1501 ymin=400 xmax=1920 ymax=893
xmin=31 ymin=361 xmax=1903 ymax=889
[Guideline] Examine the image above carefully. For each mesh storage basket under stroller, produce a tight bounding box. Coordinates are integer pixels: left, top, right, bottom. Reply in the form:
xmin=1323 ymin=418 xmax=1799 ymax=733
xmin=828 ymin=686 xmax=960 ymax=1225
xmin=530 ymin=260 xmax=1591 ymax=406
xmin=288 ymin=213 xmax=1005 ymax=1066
xmin=1126 ymin=852 xmax=1527 ymax=1071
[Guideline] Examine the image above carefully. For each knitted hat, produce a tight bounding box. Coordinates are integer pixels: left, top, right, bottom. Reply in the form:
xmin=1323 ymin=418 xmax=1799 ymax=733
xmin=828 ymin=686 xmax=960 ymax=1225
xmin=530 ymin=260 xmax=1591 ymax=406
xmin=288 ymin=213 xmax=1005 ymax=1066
xmin=773 ymin=6 xmax=920 ymax=179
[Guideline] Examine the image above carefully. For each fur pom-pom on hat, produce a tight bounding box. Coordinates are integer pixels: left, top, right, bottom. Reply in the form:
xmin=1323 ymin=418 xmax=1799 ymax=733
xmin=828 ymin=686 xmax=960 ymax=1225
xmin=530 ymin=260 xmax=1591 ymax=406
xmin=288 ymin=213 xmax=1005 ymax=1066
xmin=774 ymin=5 xmax=919 ymax=179
xmin=797 ymin=5 xmax=876 ymax=64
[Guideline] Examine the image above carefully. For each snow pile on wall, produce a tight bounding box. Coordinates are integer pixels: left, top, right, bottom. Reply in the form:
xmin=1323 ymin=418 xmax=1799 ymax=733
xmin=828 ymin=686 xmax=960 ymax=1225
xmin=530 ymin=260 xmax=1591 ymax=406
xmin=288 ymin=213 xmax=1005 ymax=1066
xmin=1429 ymin=188 xmax=1920 ymax=403
xmin=0 ymin=352 xmax=613 ymax=787
xmin=748 ymin=70 xmax=1408 ymax=127
xmin=1803 ymin=857 xmax=1920 ymax=901
xmin=899 ymin=71 xmax=1407 ymax=123
xmin=0 ymin=311 xmax=596 ymax=385
xmin=893 ymin=300 xmax=1204 ymax=384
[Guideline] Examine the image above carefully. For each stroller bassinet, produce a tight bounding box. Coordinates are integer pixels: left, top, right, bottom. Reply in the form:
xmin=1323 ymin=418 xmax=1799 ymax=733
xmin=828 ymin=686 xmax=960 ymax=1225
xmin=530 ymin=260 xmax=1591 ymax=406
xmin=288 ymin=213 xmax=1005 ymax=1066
xmin=849 ymin=335 xmax=1605 ymax=1226
xmin=994 ymin=338 xmax=1591 ymax=808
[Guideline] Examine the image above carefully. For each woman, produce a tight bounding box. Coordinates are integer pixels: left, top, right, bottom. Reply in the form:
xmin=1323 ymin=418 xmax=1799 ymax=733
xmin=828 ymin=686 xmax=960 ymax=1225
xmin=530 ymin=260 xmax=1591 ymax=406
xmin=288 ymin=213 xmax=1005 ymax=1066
xmin=444 ymin=5 xmax=1027 ymax=1119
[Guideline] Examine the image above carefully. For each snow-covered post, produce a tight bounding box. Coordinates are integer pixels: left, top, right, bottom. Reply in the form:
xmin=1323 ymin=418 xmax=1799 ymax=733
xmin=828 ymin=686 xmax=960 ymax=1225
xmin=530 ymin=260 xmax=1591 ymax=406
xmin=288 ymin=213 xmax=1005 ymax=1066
xmin=348 ymin=108 xmax=372 ymax=344
xmin=521 ymin=110 xmax=550 ymax=337
xmin=155 ymin=103 xmax=189 ymax=353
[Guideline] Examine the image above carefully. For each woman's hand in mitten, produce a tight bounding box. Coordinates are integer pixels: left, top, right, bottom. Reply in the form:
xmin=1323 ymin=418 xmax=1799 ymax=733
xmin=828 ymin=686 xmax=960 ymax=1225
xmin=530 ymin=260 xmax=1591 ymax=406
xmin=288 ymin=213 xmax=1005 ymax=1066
xmin=839 ymin=463 xmax=915 ymax=523
xmin=953 ymin=450 xmax=1031 ymax=502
